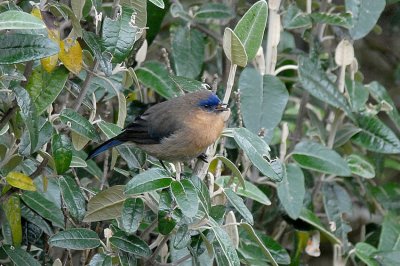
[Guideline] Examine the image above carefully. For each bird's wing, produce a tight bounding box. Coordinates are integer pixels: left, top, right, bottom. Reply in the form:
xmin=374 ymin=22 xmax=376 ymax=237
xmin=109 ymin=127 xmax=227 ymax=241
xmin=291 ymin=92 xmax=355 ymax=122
xmin=118 ymin=102 xmax=183 ymax=144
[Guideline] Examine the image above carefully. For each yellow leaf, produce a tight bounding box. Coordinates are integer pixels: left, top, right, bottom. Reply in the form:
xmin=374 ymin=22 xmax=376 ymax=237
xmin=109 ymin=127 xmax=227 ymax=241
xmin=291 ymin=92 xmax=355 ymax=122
xmin=41 ymin=54 xmax=59 ymax=72
xmin=126 ymin=92 xmax=138 ymax=102
xmin=6 ymin=172 xmax=36 ymax=191
xmin=59 ymin=38 xmax=83 ymax=74
xmin=3 ymin=195 xmax=22 ymax=247
xmin=31 ymin=7 xmax=43 ymax=20
xmin=41 ymin=29 xmax=60 ymax=72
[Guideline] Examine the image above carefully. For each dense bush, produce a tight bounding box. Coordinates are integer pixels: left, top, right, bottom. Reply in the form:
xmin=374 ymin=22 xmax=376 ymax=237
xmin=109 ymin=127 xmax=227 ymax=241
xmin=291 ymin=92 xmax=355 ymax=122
xmin=0 ymin=0 xmax=399 ymax=265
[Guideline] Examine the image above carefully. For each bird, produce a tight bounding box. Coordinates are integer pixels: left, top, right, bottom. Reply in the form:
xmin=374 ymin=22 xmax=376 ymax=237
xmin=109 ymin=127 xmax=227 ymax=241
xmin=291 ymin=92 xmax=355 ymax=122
xmin=87 ymin=90 xmax=229 ymax=163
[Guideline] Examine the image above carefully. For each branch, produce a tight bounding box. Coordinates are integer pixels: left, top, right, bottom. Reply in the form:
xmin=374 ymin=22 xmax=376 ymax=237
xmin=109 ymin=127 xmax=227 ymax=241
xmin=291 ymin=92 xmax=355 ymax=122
xmin=192 ymin=23 xmax=223 ymax=45
xmin=0 ymin=103 xmax=18 ymax=131
xmin=73 ymin=60 xmax=98 ymax=111
xmin=146 ymin=235 xmax=170 ymax=265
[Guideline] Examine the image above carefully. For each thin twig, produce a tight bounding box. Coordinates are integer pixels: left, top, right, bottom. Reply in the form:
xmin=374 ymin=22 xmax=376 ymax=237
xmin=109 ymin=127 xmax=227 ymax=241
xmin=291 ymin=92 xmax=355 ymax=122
xmin=73 ymin=60 xmax=98 ymax=111
xmin=100 ymin=150 xmax=110 ymax=190
xmin=155 ymin=254 xmax=192 ymax=266
xmin=30 ymin=157 xmax=50 ymax=178
xmin=0 ymin=104 xmax=18 ymax=130
xmin=140 ymin=219 xmax=158 ymax=240
xmin=192 ymin=23 xmax=223 ymax=45
xmin=146 ymin=235 xmax=170 ymax=265
xmin=289 ymin=92 xmax=309 ymax=151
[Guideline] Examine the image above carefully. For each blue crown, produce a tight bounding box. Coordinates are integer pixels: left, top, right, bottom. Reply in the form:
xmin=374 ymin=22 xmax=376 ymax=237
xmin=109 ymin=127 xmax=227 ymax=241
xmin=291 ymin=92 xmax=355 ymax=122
xmin=198 ymin=93 xmax=221 ymax=107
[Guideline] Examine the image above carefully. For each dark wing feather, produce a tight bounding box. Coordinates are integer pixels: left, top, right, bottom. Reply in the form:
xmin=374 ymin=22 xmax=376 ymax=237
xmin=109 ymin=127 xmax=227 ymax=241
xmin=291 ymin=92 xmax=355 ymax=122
xmin=116 ymin=101 xmax=184 ymax=144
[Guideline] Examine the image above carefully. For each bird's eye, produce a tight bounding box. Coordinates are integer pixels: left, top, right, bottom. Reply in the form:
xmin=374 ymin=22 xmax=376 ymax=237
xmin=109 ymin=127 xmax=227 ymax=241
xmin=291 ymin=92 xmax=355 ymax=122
xmin=204 ymin=105 xmax=210 ymax=108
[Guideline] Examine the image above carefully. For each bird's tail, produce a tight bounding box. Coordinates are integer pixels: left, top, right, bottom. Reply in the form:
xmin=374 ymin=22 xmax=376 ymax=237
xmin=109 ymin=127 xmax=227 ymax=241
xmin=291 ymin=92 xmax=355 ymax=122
xmin=86 ymin=138 xmax=123 ymax=160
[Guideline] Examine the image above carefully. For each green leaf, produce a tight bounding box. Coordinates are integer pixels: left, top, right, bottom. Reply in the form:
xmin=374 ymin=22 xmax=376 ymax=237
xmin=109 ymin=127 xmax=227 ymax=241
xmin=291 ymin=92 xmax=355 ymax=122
xmin=239 ymin=68 xmax=288 ymax=142
xmin=21 ymin=204 xmax=53 ymax=236
xmin=0 ymin=33 xmax=59 ymax=64
xmin=102 ymin=5 xmax=139 ymax=63
xmin=310 ymin=12 xmax=352 ymax=27
xmin=82 ymin=30 xmax=112 ymax=76
xmin=120 ymin=0 xmax=147 ymax=28
xmin=223 ymin=189 xmax=253 ymax=225
xmin=135 ymin=61 xmax=181 ymax=99
xmin=373 ymin=250 xmax=400 ymax=266
xmin=59 ymin=176 xmax=86 ymax=223
xmin=190 ymin=175 xmax=211 ymax=214
xmin=21 ymin=191 xmax=64 ymax=228
xmin=171 ymin=26 xmax=204 ymax=79
xmin=70 ymin=155 xmax=88 ymax=168
xmin=169 ymin=75 xmax=204 ymax=92
xmin=355 ymin=242 xmax=379 ymax=266
xmin=158 ymin=190 xmax=182 ymax=235
xmin=118 ymin=250 xmax=138 ymax=266
xmin=334 ymin=123 xmax=361 ymax=148
xmin=238 ymin=227 xmax=290 ymax=265
xmin=2 ymin=245 xmax=41 ymax=266
xmin=52 ymin=134 xmax=72 ymax=174
xmin=322 ymin=182 xmax=352 ymax=247
xmin=59 ymin=108 xmax=100 ymax=141
xmin=12 ymin=86 xmax=38 ymax=154
xmin=173 ymin=224 xmax=191 ymax=250
xmin=121 ymin=198 xmax=144 ymax=234
xmin=83 ymin=185 xmax=126 ymax=222
xmin=212 ymin=156 xmax=245 ymax=189
xmin=149 ymin=0 xmax=164 ymax=9
xmin=146 ymin=1 xmax=168 ymax=44
xmin=299 ymin=208 xmax=341 ymax=244
xmin=346 ymin=78 xmax=369 ymax=112
xmin=282 ymin=4 xmax=312 ymax=29
xmin=292 ymin=140 xmax=351 ymax=176
xmin=124 ymin=168 xmax=172 ymax=195
xmin=351 ymin=115 xmax=400 ymax=154
xmin=378 ymin=213 xmax=400 ymax=251
xmin=71 ymin=0 xmax=85 ymax=20
xmin=49 ymin=228 xmax=100 ymax=250
xmin=223 ymin=28 xmax=247 ymax=67
xmin=3 ymin=195 xmax=22 ymax=246
xmin=277 ymin=164 xmax=305 ymax=220
xmin=110 ymin=231 xmax=151 ymax=257
xmin=89 ymin=254 xmax=113 ymax=266
xmin=367 ymin=81 xmax=400 ymax=131
xmin=171 ymin=179 xmax=199 ymax=218
xmin=346 ymin=0 xmax=386 ymax=40
xmin=194 ymin=3 xmax=234 ymax=20
xmin=346 ymin=154 xmax=375 ymax=179
xmin=0 ymin=10 xmax=45 ymax=30
xmin=97 ymin=121 xmax=142 ymax=169
xmin=298 ymin=56 xmax=353 ymax=118
xmin=19 ymin=119 xmax=53 ymax=156
xmin=209 ymin=218 xmax=241 ymax=266
xmin=50 ymin=3 xmax=83 ymax=37
xmin=237 ymin=181 xmax=270 ymax=206
xmin=232 ymin=127 xmax=280 ymax=181
xmin=240 ymin=223 xmax=279 ymax=266
xmin=233 ymin=0 xmax=268 ymax=61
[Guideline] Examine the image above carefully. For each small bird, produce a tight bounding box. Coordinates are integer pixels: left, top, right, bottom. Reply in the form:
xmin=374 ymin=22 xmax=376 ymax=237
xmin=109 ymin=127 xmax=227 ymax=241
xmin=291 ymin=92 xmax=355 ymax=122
xmin=87 ymin=90 xmax=229 ymax=163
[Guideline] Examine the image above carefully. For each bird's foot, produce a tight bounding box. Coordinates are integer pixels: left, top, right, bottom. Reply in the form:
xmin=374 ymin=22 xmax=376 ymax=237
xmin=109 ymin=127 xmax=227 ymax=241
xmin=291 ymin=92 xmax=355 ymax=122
xmin=197 ymin=153 xmax=209 ymax=163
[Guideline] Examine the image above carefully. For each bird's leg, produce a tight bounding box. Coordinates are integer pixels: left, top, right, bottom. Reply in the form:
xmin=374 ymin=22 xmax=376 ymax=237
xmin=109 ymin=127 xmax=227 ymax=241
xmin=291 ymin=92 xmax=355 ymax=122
xmin=159 ymin=160 xmax=168 ymax=171
xmin=197 ymin=153 xmax=209 ymax=163
xmin=174 ymin=162 xmax=181 ymax=181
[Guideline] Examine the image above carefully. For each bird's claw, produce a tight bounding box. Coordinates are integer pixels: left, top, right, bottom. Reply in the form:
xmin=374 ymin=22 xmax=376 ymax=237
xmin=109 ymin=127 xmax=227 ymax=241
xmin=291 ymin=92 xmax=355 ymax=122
xmin=197 ymin=153 xmax=208 ymax=163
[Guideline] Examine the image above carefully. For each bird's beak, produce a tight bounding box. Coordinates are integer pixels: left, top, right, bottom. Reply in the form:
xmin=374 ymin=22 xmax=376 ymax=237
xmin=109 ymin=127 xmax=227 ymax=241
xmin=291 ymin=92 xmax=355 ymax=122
xmin=215 ymin=103 xmax=228 ymax=111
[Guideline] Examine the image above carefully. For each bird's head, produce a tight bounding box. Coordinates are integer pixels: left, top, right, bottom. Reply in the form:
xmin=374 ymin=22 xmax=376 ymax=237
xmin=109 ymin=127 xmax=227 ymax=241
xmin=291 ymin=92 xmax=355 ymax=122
xmin=197 ymin=92 xmax=228 ymax=113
